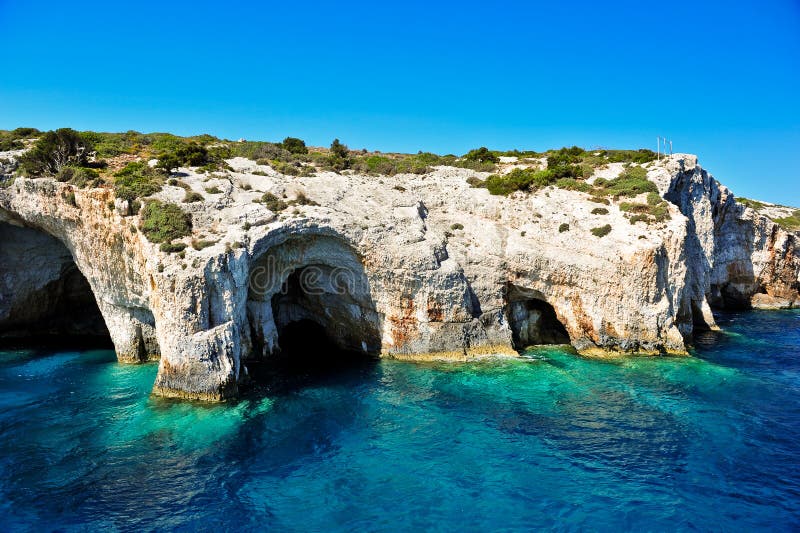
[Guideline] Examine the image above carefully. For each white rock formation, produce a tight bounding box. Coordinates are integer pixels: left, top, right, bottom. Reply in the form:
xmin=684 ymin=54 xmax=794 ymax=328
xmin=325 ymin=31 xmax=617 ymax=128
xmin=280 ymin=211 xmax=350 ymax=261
xmin=0 ymin=153 xmax=797 ymax=400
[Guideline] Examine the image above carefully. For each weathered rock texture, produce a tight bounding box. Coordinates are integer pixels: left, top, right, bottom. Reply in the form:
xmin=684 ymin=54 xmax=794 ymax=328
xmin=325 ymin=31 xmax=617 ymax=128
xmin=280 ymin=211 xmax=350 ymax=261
xmin=0 ymin=153 xmax=797 ymax=400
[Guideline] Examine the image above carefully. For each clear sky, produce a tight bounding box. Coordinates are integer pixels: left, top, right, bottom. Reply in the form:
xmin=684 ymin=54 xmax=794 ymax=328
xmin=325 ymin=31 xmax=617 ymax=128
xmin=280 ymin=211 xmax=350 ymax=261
xmin=0 ymin=1 xmax=798 ymax=204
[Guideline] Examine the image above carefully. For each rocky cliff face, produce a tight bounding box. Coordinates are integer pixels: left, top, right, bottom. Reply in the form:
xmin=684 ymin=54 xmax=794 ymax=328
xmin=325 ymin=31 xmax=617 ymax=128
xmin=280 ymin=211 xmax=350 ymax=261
xmin=0 ymin=153 xmax=797 ymax=400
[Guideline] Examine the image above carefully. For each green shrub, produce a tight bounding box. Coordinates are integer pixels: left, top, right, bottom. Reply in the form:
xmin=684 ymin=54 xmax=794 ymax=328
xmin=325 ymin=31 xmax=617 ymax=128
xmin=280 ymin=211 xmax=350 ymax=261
xmin=191 ymin=239 xmax=217 ymax=250
xmin=451 ymin=158 xmax=497 ymax=172
xmin=140 ymin=200 xmax=192 ymax=243
xmin=10 ymin=127 xmax=40 ymax=138
xmin=558 ymin=223 xmax=570 ymax=233
xmin=176 ymin=142 xmax=210 ymax=166
xmin=352 ymin=155 xmax=398 ymax=175
xmin=168 ymin=178 xmax=191 ymax=189
xmin=450 ymin=223 xmax=464 ymax=230
xmin=325 ymin=155 xmax=350 ymax=172
xmin=599 ymin=166 xmax=657 ymax=197
xmin=55 ymin=166 xmax=100 ymax=188
xmin=484 ymin=168 xmax=556 ymax=195
xmin=350 ymin=154 xmax=432 ymax=176
xmin=619 ymin=202 xmax=647 ymax=213
xmin=773 ymin=210 xmax=800 ymax=230
xmin=0 ymin=138 xmax=23 ymax=151
xmin=0 ymin=127 xmax=41 ymax=151
xmin=547 ymin=146 xmax=584 ymax=167
xmin=156 ymin=141 xmax=213 ymax=173
xmin=269 ymin=160 xmax=303 ymax=176
xmin=249 ymin=143 xmax=290 ymax=161
xmin=291 ymin=192 xmax=319 ymax=206
xmin=591 ymin=207 xmax=609 ymax=215
xmin=113 ymin=161 xmax=166 ymax=202
xmin=19 ymin=128 xmax=93 ymax=176
xmin=159 ymin=242 xmax=188 ymax=253
xmin=738 ymin=197 xmax=767 ymax=210
xmin=591 ymin=224 xmax=612 ymax=237
xmin=589 ymin=195 xmax=610 ymax=205
xmin=466 ymin=176 xmax=484 ymax=187
xmin=258 ymin=192 xmax=288 ymax=212
xmin=463 ymin=147 xmax=499 ymax=164
xmin=620 ymin=199 xmax=671 ymax=224
xmin=602 ymin=149 xmax=658 ymax=164
xmin=647 ymin=191 xmax=662 ymax=205
xmin=205 ymin=186 xmax=222 ymax=194
xmin=183 ymin=191 xmax=204 ymax=203
xmin=330 ymin=139 xmax=349 ymax=159
xmin=281 ymin=137 xmax=308 ymax=154
xmin=156 ymin=153 xmax=181 ymax=174
xmin=555 ymin=178 xmax=592 ymax=192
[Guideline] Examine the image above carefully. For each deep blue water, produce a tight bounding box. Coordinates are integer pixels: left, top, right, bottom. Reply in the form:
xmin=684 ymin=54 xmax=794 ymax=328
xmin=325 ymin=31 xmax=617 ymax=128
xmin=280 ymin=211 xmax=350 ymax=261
xmin=1 ymin=310 xmax=799 ymax=531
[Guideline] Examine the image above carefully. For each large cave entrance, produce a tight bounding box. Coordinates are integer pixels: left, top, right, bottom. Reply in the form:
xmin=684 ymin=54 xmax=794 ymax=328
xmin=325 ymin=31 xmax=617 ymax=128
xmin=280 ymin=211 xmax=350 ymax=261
xmin=505 ymin=285 xmax=570 ymax=350
xmin=0 ymin=221 xmax=111 ymax=347
xmin=246 ymin=235 xmax=382 ymax=381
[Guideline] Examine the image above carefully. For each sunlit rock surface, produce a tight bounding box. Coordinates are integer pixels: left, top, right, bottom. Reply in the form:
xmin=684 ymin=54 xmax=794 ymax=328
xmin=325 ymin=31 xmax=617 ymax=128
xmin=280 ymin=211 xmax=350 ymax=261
xmin=0 ymin=153 xmax=797 ymax=400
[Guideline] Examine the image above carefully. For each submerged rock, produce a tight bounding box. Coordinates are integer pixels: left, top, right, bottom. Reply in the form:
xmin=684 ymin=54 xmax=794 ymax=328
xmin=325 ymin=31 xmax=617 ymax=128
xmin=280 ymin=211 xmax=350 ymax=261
xmin=0 ymin=153 xmax=796 ymax=400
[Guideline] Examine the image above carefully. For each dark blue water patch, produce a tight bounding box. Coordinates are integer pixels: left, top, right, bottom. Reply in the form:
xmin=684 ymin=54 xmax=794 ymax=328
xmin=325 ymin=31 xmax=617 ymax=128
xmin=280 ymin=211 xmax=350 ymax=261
xmin=0 ymin=310 xmax=798 ymax=530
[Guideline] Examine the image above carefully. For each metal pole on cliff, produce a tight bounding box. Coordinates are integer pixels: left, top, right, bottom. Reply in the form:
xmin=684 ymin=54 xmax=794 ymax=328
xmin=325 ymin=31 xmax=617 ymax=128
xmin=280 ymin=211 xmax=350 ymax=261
xmin=670 ymin=140 xmax=673 ymax=155
xmin=657 ymin=137 xmax=660 ymax=161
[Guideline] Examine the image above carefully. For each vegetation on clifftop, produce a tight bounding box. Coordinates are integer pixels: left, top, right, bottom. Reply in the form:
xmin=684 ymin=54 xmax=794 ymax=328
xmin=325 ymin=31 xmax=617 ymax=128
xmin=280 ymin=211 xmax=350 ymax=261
xmin=113 ymin=161 xmax=166 ymax=203
xmin=139 ymin=200 xmax=192 ymax=244
xmin=774 ymin=210 xmax=800 ymax=231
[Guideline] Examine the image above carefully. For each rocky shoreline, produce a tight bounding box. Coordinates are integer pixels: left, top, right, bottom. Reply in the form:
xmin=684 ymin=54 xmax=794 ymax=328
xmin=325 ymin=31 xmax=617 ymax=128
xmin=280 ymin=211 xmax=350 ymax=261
xmin=1 ymin=150 xmax=797 ymax=400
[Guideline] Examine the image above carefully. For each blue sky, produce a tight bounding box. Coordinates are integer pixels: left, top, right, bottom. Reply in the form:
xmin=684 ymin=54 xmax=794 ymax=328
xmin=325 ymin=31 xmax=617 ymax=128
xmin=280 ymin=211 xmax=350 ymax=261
xmin=1 ymin=0 xmax=798 ymax=204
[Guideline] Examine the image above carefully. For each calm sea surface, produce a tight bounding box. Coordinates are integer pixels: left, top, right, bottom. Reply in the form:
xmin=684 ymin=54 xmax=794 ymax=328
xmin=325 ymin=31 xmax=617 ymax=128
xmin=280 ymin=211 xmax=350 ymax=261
xmin=1 ymin=309 xmax=799 ymax=531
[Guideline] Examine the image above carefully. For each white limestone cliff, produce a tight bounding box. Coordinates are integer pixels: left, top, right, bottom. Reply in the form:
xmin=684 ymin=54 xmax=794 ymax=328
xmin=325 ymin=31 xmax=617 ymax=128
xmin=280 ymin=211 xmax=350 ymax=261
xmin=0 ymin=154 xmax=797 ymax=400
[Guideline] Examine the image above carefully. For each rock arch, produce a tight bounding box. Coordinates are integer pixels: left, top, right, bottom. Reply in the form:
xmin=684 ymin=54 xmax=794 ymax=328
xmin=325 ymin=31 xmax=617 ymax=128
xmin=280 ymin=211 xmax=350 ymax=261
xmin=0 ymin=221 xmax=109 ymax=342
xmin=0 ymin=217 xmax=159 ymax=361
xmin=246 ymin=232 xmax=382 ymax=367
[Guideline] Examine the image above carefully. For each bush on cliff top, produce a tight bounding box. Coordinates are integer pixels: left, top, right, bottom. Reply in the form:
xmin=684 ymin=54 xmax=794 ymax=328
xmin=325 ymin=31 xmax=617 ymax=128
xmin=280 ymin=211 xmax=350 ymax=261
xmin=774 ymin=210 xmax=800 ymax=231
xmin=484 ymin=167 xmax=557 ymax=195
xmin=596 ymin=166 xmax=658 ymax=197
xmin=591 ymin=224 xmax=612 ymax=237
xmin=140 ymin=200 xmax=192 ymax=243
xmin=56 ymin=166 xmax=101 ymax=188
xmin=19 ymin=128 xmax=93 ymax=176
xmin=113 ymin=161 xmax=166 ymax=202
xmin=0 ymin=128 xmax=40 ymax=151
xmin=256 ymin=192 xmax=288 ymax=213
xmin=463 ymin=147 xmax=499 ymax=164
xmin=737 ymin=197 xmax=767 ymax=211
xmin=281 ymin=137 xmax=307 ymax=154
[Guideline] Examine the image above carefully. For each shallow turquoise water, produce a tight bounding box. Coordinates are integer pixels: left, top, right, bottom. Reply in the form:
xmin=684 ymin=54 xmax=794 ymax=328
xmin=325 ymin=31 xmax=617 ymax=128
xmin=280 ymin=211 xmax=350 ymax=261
xmin=1 ymin=309 xmax=799 ymax=531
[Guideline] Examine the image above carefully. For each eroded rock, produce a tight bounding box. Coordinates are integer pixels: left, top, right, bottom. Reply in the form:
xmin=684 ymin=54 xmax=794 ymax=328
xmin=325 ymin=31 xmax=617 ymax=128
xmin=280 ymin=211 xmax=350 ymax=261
xmin=0 ymin=153 xmax=796 ymax=400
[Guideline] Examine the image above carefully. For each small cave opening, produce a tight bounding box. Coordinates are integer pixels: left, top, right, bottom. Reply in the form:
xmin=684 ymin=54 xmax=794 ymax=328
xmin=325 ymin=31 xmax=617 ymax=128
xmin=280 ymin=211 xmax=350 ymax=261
xmin=505 ymin=285 xmax=570 ymax=350
xmin=245 ymin=242 xmax=383 ymax=386
xmin=0 ymin=222 xmax=111 ymax=348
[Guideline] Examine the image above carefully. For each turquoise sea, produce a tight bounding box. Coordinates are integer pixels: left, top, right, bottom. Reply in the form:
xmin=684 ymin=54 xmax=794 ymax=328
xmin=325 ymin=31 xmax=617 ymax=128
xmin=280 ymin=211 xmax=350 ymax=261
xmin=1 ymin=309 xmax=799 ymax=531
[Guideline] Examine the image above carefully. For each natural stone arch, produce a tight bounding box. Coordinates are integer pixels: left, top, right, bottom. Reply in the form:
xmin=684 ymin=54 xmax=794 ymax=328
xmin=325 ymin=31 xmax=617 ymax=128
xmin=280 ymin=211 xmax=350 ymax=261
xmin=0 ymin=221 xmax=109 ymax=342
xmin=246 ymin=232 xmax=382 ymax=366
xmin=504 ymin=283 xmax=570 ymax=350
xmin=0 ymin=217 xmax=159 ymax=362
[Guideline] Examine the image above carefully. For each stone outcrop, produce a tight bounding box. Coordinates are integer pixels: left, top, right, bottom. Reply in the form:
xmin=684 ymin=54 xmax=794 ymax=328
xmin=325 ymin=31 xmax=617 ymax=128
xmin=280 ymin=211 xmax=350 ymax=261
xmin=0 ymin=153 xmax=797 ymax=400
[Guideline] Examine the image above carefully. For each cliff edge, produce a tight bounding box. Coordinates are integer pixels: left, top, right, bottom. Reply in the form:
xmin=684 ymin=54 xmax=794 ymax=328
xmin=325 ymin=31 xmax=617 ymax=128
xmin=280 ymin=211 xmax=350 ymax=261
xmin=0 ymin=145 xmax=797 ymax=400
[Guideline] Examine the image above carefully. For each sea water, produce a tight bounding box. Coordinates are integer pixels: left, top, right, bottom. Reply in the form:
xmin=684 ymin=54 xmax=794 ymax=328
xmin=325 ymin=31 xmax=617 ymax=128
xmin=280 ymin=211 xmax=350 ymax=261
xmin=0 ymin=309 xmax=799 ymax=531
